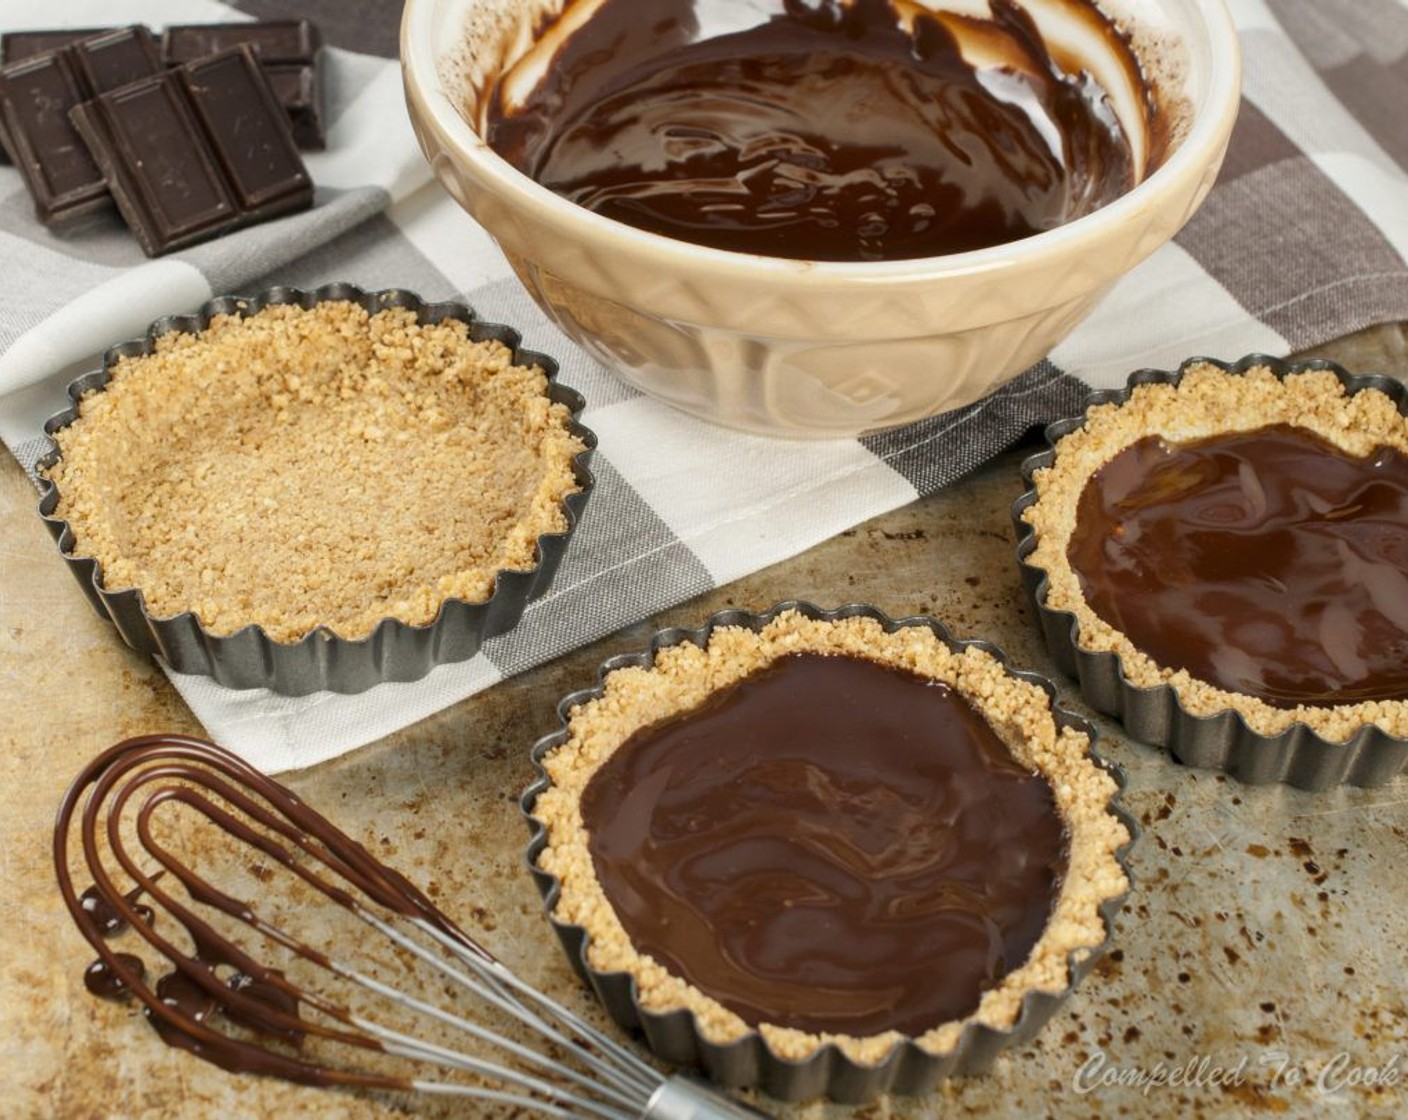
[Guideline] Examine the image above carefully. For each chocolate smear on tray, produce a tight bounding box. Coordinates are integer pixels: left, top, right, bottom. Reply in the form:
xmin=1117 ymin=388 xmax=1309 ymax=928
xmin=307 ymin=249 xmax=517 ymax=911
xmin=1070 ymin=424 xmax=1408 ymax=708
xmin=486 ymin=0 xmax=1144 ymax=261
xmin=79 ymin=881 xmax=156 ymax=936
xmin=580 ymin=652 xmax=1067 ymax=1037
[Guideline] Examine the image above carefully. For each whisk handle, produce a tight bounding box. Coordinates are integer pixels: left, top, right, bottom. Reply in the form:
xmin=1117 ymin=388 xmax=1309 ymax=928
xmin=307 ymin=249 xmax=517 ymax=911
xmin=641 ymin=1075 xmax=772 ymax=1119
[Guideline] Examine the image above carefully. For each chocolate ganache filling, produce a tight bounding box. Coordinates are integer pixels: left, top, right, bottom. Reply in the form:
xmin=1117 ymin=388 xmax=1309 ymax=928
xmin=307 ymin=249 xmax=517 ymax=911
xmin=579 ymin=651 xmax=1067 ymax=1037
xmin=485 ymin=0 xmax=1140 ymax=261
xmin=1069 ymin=424 xmax=1408 ymax=708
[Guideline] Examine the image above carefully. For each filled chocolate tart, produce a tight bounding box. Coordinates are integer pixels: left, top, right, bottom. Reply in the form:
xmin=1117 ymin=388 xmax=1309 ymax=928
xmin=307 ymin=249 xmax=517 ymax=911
xmin=1021 ymin=360 xmax=1408 ymax=746
xmin=524 ymin=605 xmax=1131 ymax=1093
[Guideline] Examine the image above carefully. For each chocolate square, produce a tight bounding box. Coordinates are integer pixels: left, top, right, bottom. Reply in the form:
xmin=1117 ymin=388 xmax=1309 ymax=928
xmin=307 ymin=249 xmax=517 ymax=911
xmin=178 ymin=49 xmax=311 ymax=212
xmin=70 ymin=46 xmax=312 ymax=256
xmin=161 ymin=20 xmax=321 ymax=65
xmin=0 ymin=28 xmax=110 ymax=64
xmin=67 ymin=26 xmax=163 ymax=95
xmin=0 ymin=50 xmax=110 ymax=227
xmin=70 ymin=72 xmax=237 ymax=254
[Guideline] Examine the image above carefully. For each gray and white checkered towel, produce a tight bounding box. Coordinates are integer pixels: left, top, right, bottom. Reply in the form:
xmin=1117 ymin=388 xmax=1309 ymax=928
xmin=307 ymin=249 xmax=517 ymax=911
xmin=3 ymin=0 xmax=1407 ymax=772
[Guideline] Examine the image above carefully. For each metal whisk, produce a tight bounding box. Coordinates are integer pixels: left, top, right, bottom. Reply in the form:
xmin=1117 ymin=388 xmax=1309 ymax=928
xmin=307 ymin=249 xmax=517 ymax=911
xmin=54 ymin=734 xmax=766 ymax=1120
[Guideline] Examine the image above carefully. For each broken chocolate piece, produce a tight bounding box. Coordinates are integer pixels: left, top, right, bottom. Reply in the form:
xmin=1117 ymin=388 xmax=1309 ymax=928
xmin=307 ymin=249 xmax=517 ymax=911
xmin=69 ymin=46 xmax=312 ymax=256
xmin=163 ymin=20 xmax=325 ymax=149
xmin=262 ymin=62 xmax=324 ymax=150
xmin=0 ymin=50 xmax=110 ymax=226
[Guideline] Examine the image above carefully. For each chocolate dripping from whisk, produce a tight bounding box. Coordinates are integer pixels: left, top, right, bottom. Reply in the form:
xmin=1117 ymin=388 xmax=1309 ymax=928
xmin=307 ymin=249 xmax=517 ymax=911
xmin=55 ymin=735 xmax=426 ymax=1091
xmin=56 ymin=734 xmax=573 ymax=1092
xmin=54 ymin=734 xmax=765 ymax=1119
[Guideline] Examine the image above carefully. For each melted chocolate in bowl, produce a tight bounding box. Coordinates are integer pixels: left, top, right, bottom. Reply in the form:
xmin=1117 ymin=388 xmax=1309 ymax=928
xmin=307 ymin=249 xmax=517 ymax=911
xmin=484 ymin=0 xmax=1147 ymax=261
xmin=1069 ymin=425 xmax=1408 ymax=708
xmin=579 ymin=652 xmax=1067 ymax=1037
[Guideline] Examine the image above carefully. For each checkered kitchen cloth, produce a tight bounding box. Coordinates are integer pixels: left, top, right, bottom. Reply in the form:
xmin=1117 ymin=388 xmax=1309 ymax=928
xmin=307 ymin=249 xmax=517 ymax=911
xmin=2 ymin=0 xmax=1407 ymax=772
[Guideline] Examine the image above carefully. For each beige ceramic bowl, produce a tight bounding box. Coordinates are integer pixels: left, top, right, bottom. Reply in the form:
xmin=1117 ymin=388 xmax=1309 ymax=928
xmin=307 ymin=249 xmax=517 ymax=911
xmin=402 ymin=0 xmax=1241 ymax=438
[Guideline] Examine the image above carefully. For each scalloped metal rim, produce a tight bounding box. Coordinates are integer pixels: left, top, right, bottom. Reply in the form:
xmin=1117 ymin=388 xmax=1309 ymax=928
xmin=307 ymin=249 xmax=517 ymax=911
xmin=520 ymin=600 xmax=1138 ymax=1104
xmin=35 ymin=282 xmax=597 ymax=696
xmin=1013 ymin=353 xmax=1408 ymax=790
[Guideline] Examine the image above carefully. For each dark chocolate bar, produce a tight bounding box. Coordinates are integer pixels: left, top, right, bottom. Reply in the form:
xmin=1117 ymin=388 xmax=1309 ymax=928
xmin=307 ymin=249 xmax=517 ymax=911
xmin=2 ymin=20 xmax=327 ymax=158
xmin=70 ymin=46 xmax=313 ymax=256
xmin=0 ymin=50 xmax=109 ymax=226
xmin=163 ymin=20 xmax=325 ymax=149
xmin=0 ymin=26 xmax=163 ymax=213
xmin=181 ymin=49 xmax=312 ymax=213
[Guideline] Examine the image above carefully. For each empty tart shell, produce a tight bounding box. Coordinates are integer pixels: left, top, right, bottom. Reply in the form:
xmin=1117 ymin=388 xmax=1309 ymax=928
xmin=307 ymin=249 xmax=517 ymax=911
xmin=1014 ymin=354 xmax=1408 ymax=789
xmin=521 ymin=601 xmax=1136 ymax=1103
xmin=36 ymin=283 xmax=595 ymax=695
